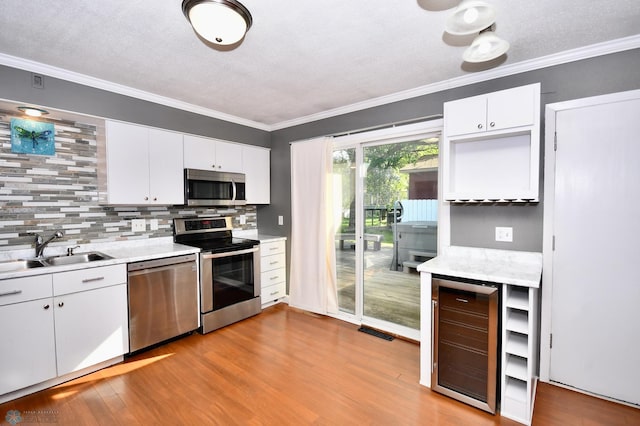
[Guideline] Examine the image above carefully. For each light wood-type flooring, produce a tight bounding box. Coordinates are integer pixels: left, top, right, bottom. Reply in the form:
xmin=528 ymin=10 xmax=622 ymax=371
xmin=1 ymin=304 xmax=638 ymax=425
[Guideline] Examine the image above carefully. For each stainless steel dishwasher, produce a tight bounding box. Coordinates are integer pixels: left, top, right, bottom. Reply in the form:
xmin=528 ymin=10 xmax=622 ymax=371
xmin=127 ymin=254 xmax=198 ymax=353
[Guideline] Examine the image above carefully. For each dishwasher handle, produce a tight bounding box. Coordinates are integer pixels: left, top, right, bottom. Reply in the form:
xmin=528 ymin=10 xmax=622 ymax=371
xmin=127 ymin=254 xmax=197 ymax=273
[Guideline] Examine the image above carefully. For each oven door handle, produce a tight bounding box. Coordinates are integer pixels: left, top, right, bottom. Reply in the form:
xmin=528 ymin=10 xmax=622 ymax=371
xmin=202 ymin=246 xmax=258 ymax=259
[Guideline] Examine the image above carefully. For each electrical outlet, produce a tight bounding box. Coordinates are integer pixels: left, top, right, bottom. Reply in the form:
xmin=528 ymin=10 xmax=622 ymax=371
xmin=131 ymin=219 xmax=146 ymax=232
xmin=149 ymin=219 xmax=159 ymax=231
xmin=278 ymin=215 xmax=284 ymax=226
xmin=495 ymin=226 xmax=513 ymax=242
xmin=239 ymin=215 xmax=246 ymax=225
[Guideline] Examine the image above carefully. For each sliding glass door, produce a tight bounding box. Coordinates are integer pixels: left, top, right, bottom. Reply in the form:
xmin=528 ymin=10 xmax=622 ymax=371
xmin=333 ymin=147 xmax=357 ymax=315
xmin=333 ymin=124 xmax=441 ymax=339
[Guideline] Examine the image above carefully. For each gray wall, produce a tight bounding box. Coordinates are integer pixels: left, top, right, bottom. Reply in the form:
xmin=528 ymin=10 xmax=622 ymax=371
xmin=0 ymin=64 xmax=270 ymax=147
xmin=4 ymin=50 xmax=640 ymax=252
xmin=264 ymin=49 xmax=640 ymax=253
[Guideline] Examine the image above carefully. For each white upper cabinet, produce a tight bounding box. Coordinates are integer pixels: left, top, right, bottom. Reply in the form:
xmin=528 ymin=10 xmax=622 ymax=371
xmin=148 ymin=128 xmax=185 ymax=204
xmin=103 ymin=121 xmax=184 ymax=205
xmin=243 ymin=145 xmax=270 ymax=204
xmin=183 ymin=134 xmax=243 ymax=172
xmin=443 ymin=83 xmax=541 ymax=202
xmin=444 ymin=84 xmax=537 ymax=137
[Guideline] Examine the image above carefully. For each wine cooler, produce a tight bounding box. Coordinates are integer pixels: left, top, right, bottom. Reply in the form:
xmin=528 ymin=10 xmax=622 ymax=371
xmin=431 ymin=275 xmax=500 ymax=414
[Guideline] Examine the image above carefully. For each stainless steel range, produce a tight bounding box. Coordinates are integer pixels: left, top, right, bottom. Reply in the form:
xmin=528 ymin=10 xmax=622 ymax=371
xmin=173 ymin=216 xmax=261 ymax=334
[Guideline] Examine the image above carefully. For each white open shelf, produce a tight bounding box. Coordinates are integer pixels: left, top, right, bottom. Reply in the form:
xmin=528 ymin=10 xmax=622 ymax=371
xmin=505 ymin=354 xmax=528 ymax=381
xmin=506 ymin=309 xmax=529 ymax=334
xmin=505 ymin=377 xmax=528 ymax=402
xmin=447 ymin=133 xmax=533 ymax=201
xmin=506 ymin=286 xmax=530 ymax=311
xmin=505 ymin=330 xmax=529 ymax=358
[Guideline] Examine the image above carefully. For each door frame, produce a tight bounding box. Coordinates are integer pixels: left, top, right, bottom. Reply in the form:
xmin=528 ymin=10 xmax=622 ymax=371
xmin=540 ymin=89 xmax=640 ymax=383
xmin=331 ymin=119 xmax=444 ymax=340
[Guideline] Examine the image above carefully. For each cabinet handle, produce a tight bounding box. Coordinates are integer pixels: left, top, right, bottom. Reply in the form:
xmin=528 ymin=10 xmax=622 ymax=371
xmin=269 ymin=261 xmax=278 ymax=265
xmin=270 ymin=276 xmax=280 ymax=280
xmin=489 ymin=121 xmax=495 ymax=127
xmin=43 ymin=304 xmax=50 ymax=310
xmin=58 ymin=301 xmax=64 ymax=308
xmin=431 ymin=300 xmax=437 ymax=374
xmin=82 ymin=276 xmax=105 ymax=283
xmin=477 ymin=123 xmax=483 ymax=129
xmin=0 ymin=290 xmax=22 ymax=297
xmin=455 ymin=298 xmax=469 ymax=303
xmin=269 ymin=291 xmax=279 ymax=296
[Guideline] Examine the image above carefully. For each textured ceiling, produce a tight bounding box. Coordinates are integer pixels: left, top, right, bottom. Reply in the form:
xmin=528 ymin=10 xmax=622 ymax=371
xmin=0 ymin=0 xmax=638 ymax=130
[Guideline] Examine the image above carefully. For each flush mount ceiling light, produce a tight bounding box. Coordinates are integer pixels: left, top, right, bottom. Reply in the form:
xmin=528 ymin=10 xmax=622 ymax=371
xmin=182 ymin=0 xmax=252 ymax=46
xmin=445 ymin=0 xmax=496 ymax=35
xmin=17 ymin=106 xmax=49 ymax=117
xmin=463 ymin=29 xmax=510 ymax=63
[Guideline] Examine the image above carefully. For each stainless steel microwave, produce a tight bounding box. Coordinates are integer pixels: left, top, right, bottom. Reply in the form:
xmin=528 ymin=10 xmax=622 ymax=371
xmin=184 ymin=169 xmax=246 ymax=206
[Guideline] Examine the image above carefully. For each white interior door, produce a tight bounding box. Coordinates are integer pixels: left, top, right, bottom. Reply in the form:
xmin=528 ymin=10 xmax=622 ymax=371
xmin=549 ymin=93 xmax=640 ymax=405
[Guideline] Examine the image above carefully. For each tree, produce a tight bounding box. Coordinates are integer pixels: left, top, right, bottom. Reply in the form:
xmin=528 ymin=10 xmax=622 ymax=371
xmin=334 ymin=140 xmax=438 ymax=230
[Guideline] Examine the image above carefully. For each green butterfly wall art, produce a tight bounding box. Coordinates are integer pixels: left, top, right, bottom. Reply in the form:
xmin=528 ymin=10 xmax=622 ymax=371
xmin=10 ymin=118 xmax=55 ymax=155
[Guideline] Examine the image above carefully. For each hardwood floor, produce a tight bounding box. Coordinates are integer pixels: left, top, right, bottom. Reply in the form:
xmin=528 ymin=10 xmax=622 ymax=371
xmin=1 ymin=304 xmax=638 ymax=425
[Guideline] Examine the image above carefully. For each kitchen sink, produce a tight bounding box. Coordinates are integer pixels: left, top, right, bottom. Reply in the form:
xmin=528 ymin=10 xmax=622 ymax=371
xmin=43 ymin=252 xmax=113 ymax=266
xmin=0 ymin=259 xmax=47 ymax=272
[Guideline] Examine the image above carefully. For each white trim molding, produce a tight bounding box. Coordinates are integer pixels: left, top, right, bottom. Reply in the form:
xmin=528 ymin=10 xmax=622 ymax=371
xmin=1 ymin=35 xmax=639 ymax=132
xmin=0 ymin=54 xmax=271 ymax=132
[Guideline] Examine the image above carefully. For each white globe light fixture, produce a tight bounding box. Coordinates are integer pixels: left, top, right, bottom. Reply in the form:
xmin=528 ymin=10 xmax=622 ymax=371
xmin=182 ymin=0 xmax=252 ymax=46
xmin=463 ymin=30 xmax=510 ymax=63
xmin=445 ymin=0 xmax=496 ymax=36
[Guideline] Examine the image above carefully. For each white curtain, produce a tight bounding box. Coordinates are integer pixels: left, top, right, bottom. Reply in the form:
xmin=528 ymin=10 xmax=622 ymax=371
xmin=289 ymin=137 xmax=338 ymax=315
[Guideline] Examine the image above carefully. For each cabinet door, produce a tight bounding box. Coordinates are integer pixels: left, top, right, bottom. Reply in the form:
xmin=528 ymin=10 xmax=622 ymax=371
xmin=216 ymin=140 xmax=243 ymax=172
xmin=105 ymin=121 xmax=150 ymax=204
xmin=183 ymin=134 xmax=215 ymax=170
xmin=0 ymin=298 xmax=56 ymax=394
xmin=149 ymin=129 xmax=184 ymax=204
xmin=487 ymin=85 xmax=536 ymax=131
xmin=243 ymin=146 xmax=270 ymax=204
xmin=444 ymin=95 xmax=487 ymax=137
xmin=54 ymin=284 xmax=128 ymax=376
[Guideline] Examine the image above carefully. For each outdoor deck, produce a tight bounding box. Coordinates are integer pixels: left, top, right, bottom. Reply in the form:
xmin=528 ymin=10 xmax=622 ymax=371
xmin=336 ymin=243 xmax=421 ymax=329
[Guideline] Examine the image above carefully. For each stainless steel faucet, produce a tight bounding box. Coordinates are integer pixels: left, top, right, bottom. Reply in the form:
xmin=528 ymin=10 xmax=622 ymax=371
xmin=34 ymin=230 xmax=64 ymax=257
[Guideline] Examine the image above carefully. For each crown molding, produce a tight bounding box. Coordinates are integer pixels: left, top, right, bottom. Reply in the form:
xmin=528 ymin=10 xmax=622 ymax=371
xmin=1 ymin=35 xmax=639 ymax=132
xmin=270 ymin=35 xmax=640 ymax=130
xmin=0 ymin=53 xmax=271 ymax=131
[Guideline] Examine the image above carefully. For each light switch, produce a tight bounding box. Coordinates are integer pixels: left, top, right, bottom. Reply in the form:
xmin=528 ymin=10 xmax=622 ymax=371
xmin=495 ymin=226 xmax=513 ymax=242
xmin=239 ymin=215 xmax=246 ymax=225
xmin=150 ymin=219 xmax=159 ymax=231
xmin=278 ymin=215 xmax=284 ymax=226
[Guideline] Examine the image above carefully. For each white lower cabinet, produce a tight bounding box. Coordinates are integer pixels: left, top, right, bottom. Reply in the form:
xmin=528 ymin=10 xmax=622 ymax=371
xmin=54 ymin=283 xmax=128 ymax=375
xmin=53 ymin=265 xmax=129 ymax=376
xmin=0 ymin=264 xmax=129 ymax=399
xmin=0 ymin=274 xmax=56 ymax=395
xmin=260 ymin=239 xmax=286 ymax=307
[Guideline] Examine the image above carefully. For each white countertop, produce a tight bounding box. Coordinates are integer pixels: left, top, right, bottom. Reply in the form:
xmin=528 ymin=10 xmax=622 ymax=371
xmin=0 ymin=237 xmax=200 ymax=280
xmin=233 ymin=229 xmax=287 ymax=242
xmin=417 ymin=246 xmax=542 ymax=288
xmin=0 ymin=231 xmax=287 ymax=280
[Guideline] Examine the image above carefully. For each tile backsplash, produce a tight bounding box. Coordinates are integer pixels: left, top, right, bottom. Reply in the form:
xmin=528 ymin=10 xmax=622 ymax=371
xmin=0 ymin=102 xmax=256 ymax=253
